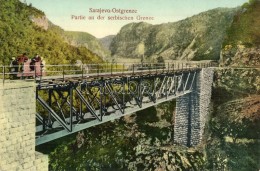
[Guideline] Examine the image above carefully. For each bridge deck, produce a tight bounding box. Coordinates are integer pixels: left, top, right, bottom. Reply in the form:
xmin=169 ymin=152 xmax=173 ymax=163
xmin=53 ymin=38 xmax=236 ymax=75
xmin=0 ymin=62 xmax=215 ymax=145
xmin=38 ymin=68 xmax=195 ymax=87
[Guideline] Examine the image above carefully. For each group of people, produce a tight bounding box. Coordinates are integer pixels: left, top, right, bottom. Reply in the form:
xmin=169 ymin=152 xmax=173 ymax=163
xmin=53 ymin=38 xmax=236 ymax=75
xmin=10 ymin=53 xmax=45 ymax=73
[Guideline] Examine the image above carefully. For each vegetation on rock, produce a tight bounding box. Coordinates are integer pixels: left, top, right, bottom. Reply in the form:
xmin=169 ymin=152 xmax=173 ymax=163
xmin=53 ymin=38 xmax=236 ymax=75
xmin=39 ymin=101 xmax=205 ymax=171
xmin=221 ymin=0 xmax=260 ymax=66
xmin=223 ymin=0 xmax=260 ymax=47
xmin=0 ymin=0 xmax=102 ymax=65
xmin=206 ymin=69 xmax=260 ymax=171
xmin=207 ymin=3 xmax=260 ymax=169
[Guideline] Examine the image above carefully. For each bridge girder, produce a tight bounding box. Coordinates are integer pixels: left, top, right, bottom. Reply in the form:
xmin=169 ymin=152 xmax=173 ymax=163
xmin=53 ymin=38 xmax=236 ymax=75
xmin=36 ymin=70 xmax=198 ymax=145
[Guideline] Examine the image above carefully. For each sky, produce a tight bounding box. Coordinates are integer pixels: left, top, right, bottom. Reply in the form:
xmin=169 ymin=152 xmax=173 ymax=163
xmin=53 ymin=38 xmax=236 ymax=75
xmin=24 ymin=0 xmax=248 ymax=38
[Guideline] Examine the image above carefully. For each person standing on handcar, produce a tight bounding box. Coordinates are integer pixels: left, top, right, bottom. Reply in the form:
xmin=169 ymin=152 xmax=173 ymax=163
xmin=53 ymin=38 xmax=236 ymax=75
xmin=10 ymin=57 xmax=19 ymax=79
xmin=17 ymin=52 xmax=29 ymax=71
xmin=30 ymin=53 xmax=41 ymax=71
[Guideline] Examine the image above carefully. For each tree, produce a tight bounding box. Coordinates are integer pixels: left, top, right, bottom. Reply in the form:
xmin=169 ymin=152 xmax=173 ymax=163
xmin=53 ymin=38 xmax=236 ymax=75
xmin=156 ymin=56 xmax=165 ymax=69
xmin=136 ymin=42 xmax=145 ymax=63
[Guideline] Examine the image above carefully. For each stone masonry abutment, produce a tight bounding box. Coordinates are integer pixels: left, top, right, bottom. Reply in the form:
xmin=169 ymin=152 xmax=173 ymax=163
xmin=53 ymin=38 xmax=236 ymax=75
xmin=174 ymin=68 xmax=214 ymax=146
xmin=0 ymin=81 xmax=48 ymax=171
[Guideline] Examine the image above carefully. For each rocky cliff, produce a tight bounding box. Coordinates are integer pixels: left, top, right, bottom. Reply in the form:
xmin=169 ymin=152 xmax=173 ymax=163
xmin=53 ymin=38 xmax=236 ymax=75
xmin=30 ymin=15 xmax=49 ymax=30
xmin=110 ymin=8 xmax=237 ymax=61
xmin=221 ymin=0 xmax=260 ymax=67
xmin=206 ymin=2 xmax=260 ymax=170
xmin=206 ymin=68 xmax=260 ymax=170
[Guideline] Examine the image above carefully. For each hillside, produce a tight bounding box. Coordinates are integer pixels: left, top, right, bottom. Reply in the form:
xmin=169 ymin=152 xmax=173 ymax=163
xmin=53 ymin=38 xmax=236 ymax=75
xmin=206 ymin=68 xmax=260 ymax=170
xmin=206 ymin=1 xmax=260 ymax=170
xmin=0 ymin=0 xmax=102 ymax=65
xmin=221 ymin=0 xmax=260 ymax=66
xmin=64 ymin=31 xmax=110 ymax=60
xmin=223 ymin=0 xmax=260 ymax=47
xmin=99 ymin=35 xmax=116 ymax=51
xmin=110 ymin=8 xmax=237 ymax=61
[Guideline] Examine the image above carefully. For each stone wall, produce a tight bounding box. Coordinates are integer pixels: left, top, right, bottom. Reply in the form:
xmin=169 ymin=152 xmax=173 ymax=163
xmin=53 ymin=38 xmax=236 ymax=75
xmin=174 ymin=68 xmax=214 ymax=146
xmin=0 ymin=80 xmax=48 ymax=171
xmin=197 ymin=68 xmax=214 ymax=144
xmin=174 ymin=93 xmax=193 ymax=146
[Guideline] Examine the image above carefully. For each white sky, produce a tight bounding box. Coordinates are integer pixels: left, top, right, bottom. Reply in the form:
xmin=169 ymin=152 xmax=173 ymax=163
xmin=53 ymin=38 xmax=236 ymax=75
xmin=25 ymin=0 xmax=248 ymax=38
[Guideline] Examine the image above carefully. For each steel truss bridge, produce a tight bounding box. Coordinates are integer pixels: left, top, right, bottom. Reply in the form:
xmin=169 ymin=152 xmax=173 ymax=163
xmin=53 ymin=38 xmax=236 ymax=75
xmin=1 ymin=61 xmax=215 ymax=145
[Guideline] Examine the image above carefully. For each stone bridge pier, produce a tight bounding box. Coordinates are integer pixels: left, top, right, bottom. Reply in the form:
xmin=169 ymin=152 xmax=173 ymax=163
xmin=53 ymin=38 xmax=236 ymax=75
xmin=174 ymin=68 xmax=214 ymax=146
xmin=0 ymin=81 xmax=48 ymax=171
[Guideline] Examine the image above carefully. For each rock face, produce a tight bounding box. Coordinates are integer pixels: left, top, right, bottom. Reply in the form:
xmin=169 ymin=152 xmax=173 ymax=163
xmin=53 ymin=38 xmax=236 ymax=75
xmin=31 ymin=14 xmax=109 ymax=61
xmin=31 ymin=15 xmax=109 ymax=60
xmin=221 ymin=46 xmax=260 ymax=67
xmin=110 ymin=8 xmax=237 ymax=61
xmin=206 ymin=2 xmax=260 ymax=170
xmin=30 ymin=16 xmax=49 ymax=30
xmin=110 ymin=22 xmax=152 ymax=59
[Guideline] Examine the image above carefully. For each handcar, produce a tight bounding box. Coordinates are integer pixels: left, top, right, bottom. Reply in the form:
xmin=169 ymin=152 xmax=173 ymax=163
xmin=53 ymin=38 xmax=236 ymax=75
xmin=16 ymin=60 xmax=45 ymax=78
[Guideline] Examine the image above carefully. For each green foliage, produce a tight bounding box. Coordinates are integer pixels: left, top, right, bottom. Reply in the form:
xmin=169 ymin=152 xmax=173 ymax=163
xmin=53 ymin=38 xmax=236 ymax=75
xmin=206 ymin=68 xmax=260 ymax=171
xmin=159 ymin=100 xmax=175 ymax=123
xmin=0 ymin=0 xmax=102 ymax=65
xmin=43 ymin=100 xmax=206 ymax=171
xmin=156 ymin=56 xmax=164 ymax=64
xmin=213 ymin=69 xmax=260 ymax=96
xmin=223 ymin=0 xmax=260 ymax=47
xmin=136 ymin=107 xmax=159 ymax=123
xmin=135 ymin=107 xmax=167 ymax=142
xmin=48 ymin=120 xmax=137 ymax=171
xmin=206 ymin=138 xmax=260 ymax=171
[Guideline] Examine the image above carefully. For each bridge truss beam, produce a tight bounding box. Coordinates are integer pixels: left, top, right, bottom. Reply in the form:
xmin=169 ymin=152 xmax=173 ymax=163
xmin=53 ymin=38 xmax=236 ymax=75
xmin=36 ymin=70 xmax=199 ymax=145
